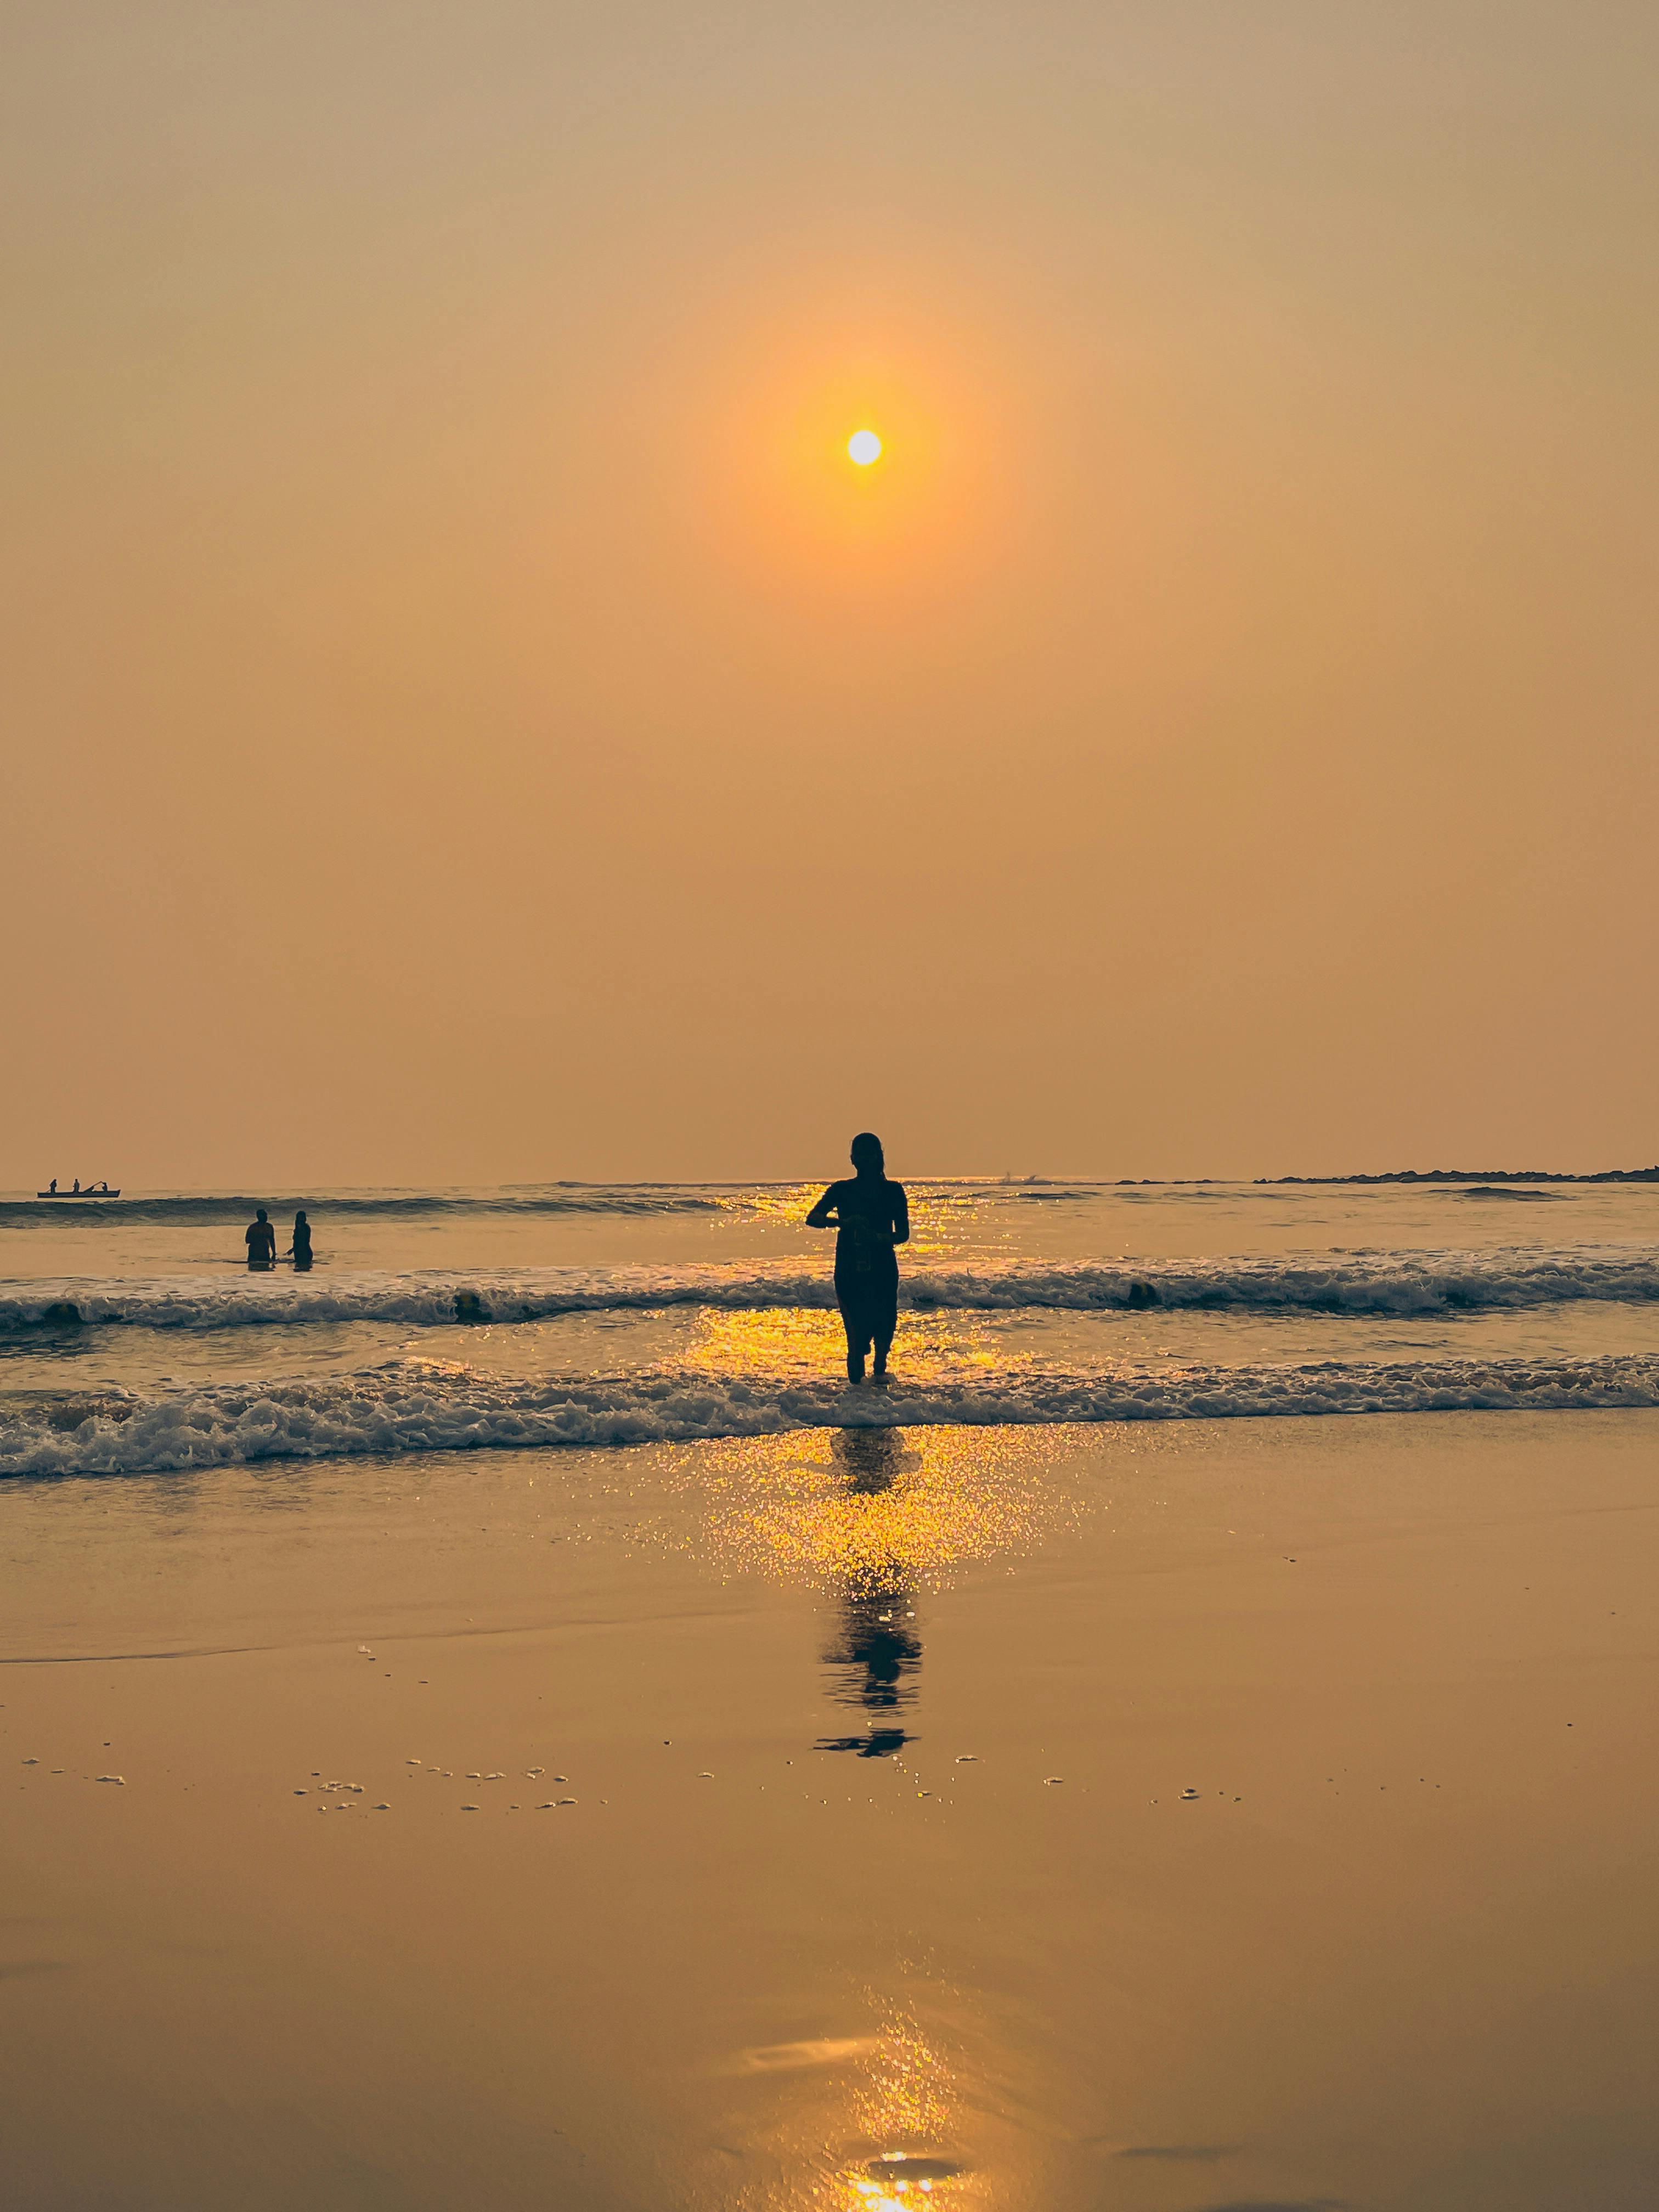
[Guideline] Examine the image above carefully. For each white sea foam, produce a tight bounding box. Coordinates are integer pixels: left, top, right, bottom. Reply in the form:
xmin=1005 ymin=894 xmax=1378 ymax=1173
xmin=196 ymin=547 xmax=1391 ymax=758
xmin=7 ymin=1247 xmax=1659 ymax=1335
xmin=4 ymin=1351 xmax=1657 ymax=1477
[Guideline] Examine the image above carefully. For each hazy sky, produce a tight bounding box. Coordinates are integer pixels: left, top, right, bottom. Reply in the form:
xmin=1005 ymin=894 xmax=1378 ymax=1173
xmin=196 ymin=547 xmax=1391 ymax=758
xmin=4 ymin=3 xmax=1656 ymax=1186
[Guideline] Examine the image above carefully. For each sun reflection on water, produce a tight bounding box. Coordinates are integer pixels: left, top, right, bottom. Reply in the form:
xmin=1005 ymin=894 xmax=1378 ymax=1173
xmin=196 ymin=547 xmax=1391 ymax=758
xmin=663 ymin=1312 xmax=1080 ymax=2210
xmin=717 ymin=1181 xmax=1029 ymax=1265
xmin=685 ymin=1304 xmax=1017 ymax=1385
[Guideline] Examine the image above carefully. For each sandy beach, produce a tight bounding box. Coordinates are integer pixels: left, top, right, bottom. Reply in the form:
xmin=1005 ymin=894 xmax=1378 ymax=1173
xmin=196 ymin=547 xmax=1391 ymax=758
xmin=5 ymin=1408 xmax=1657 ymax=2211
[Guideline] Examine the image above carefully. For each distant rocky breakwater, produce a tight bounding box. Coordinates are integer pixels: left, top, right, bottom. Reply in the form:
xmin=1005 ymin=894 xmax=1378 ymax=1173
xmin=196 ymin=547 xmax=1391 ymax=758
xmin=1259 ymin=1167 xmax=1659 ymax=1185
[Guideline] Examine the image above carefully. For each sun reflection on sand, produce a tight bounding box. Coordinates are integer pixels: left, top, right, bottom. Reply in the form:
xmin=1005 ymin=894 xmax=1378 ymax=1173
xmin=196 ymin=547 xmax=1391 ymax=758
xmin=670 ymin=1397 xmax=1073 ymax=1594
xmin=842 ymin=2012 xmax=964 ymax=2190
xmin=729 ymin=2002 xmax=977 ymax=2212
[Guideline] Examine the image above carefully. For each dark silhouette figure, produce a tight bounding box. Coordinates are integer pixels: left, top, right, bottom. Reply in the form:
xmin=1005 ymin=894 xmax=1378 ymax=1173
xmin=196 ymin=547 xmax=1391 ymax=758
xmin=48 ymin=1179 xmax=56 ymax=1195
xmin=71 ymin=1178 xmax=80 ymax=1194
xmin=815 ymin=1430 xmax=922 ymax=1758
xmin=245 ymin=1207 xmax=277 ymax=1269
xmin=288 ymin=1210 xmax=313 ymax=1271
xmin=807 ymin=1132 xmax=910 ymax=1383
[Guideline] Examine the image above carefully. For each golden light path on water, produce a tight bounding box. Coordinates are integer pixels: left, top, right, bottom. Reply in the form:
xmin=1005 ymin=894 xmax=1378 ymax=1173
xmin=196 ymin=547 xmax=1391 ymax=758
xmin=659 ymin=1314 xmax=1090 ymax=2209
xmin=687 ymin=1300 xmax=1009 ymax=1389
xmin=669 ymin=1309 xmax=1080 ymax=1592
xmin=723 ymin=1182 xmax=1030 ymax=1266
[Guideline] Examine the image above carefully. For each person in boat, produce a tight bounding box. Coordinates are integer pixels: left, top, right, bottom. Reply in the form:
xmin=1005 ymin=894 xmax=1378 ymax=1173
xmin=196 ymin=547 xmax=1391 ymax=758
xmin=245 ymin=1207 xmax=278 ymax=1269
xmin=288 ymin=1210 xmax=313 ymax=1271
xmin=807 ymin=1132 xmax=910 ymax=1384
xmin=48 ymin=1178 xmax=57 ymax=1195
xmin=71 ymin=1178 xmax=80 ymax=1194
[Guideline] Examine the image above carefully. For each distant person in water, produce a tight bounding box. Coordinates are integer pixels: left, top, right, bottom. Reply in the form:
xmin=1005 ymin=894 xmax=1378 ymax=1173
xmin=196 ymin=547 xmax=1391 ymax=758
xmin=245 ymin=1207 xmax=277 ymax=1269
xmin=288 ymin=1210 xmax=313 ymax=1271
xmin=807 ymin=1132 xmax=910 ymax=1384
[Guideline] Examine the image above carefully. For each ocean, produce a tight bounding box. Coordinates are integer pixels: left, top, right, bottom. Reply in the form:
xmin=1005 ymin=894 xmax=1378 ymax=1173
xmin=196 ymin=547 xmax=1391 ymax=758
xmin=5 ymin=1177 xmax=1659 ymax=1477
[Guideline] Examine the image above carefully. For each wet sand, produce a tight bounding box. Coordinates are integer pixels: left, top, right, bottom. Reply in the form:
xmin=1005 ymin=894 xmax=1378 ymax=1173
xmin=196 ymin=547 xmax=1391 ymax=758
xmin=4 ymin=1410 xmax=1658 ymax=2211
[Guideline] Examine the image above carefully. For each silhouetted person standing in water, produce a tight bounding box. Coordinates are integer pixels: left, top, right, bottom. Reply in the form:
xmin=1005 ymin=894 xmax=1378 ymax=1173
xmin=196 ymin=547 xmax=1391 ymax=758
xmin=808 ymin=1132 xmax=909 ymax=1384
xmin=245 ymin=1207 xmax=277 ymax=1269
xmin=288 ymin=1210 xmax=313 ymax=1271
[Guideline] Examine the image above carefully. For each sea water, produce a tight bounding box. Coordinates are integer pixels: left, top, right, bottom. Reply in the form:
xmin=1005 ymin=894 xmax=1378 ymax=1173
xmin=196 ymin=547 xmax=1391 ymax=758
xmin=5 ymin=1178 xmax=1659 ymax=1476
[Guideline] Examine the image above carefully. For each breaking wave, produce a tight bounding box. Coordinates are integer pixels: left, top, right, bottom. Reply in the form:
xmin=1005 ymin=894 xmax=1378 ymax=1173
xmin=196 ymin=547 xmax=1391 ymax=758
xmin=4 ymin=1351 xmax=1657 ymax=1477
xmin=8 ymin=1246 xmax=1659 ymax=1334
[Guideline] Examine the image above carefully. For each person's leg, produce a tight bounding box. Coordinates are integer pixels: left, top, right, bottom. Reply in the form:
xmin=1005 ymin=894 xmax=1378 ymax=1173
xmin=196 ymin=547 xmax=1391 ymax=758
xmin=871 ymin=1283 xmax=898 ymax=1376
xmin=836 ymin=1284 xmax=868 ymax=1383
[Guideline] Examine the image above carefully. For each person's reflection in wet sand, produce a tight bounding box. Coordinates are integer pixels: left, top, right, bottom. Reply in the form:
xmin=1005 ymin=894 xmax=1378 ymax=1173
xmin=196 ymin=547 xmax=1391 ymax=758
xmin=815 ymin=1427 xmax=923 ymax=1758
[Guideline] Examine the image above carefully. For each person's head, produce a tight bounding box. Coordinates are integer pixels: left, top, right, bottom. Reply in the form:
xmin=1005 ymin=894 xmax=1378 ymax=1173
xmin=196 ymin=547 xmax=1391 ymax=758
xmin=256 ymin=1207 xmax=267 ymax=1222
xmin=850 ymin=1131 xmax=885 ymax=1179
xmin=295 ymin=1210 xmax=307 ymax=1226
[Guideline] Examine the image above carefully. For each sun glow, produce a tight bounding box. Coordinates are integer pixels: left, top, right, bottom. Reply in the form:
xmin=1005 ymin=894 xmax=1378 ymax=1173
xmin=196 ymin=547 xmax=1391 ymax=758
xmin=848 ymin=428 xmax=883 ymax=465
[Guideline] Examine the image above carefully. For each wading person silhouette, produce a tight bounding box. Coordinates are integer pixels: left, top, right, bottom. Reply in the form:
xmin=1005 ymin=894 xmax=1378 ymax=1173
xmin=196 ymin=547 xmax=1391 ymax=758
xmin=807 ymin=1132 xmax=910 ymax=1384
xmin=245 ymin=1207 xmax=277 ymax=1269
xmin=288 ymin=1210 xmax=313 ymax=1271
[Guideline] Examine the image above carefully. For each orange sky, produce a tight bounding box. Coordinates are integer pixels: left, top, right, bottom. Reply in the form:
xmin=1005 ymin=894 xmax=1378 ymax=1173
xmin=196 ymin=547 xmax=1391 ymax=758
xmin=4 ymin=3 xmax=1656 ymax=1185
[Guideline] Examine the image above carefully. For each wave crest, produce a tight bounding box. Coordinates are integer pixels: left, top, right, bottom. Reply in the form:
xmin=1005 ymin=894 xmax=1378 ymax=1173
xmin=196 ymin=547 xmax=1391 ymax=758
xmin=7 ymin=1246 xmax=1659 ymax=1334
xmin=4 ymin=1352 xmax=1657 ymax=1477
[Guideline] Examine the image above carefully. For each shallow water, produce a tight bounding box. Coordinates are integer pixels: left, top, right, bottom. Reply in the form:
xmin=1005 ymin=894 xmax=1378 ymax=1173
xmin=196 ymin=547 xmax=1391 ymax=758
xmin=7 ymin=1180 xmax=1659 ymax=1474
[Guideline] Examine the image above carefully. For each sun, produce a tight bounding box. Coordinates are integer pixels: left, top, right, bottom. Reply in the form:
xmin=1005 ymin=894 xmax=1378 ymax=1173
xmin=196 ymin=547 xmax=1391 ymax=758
xmin=847 ymin=429 xmax=883 ymax=466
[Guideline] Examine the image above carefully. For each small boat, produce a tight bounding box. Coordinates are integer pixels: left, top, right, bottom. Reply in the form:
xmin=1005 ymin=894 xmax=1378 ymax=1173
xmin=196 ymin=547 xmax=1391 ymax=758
xmin=36 ymin=1187 xmax=121 ymax=1199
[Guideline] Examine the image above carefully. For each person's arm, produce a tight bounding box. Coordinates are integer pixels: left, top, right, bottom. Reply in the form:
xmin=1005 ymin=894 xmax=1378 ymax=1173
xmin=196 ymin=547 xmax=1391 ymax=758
xmin=805 ymin=1184 xmax=841 ymax=1229
xmin=890 ymin=1184 xmax=910 ymax=1246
